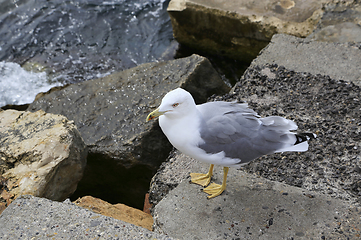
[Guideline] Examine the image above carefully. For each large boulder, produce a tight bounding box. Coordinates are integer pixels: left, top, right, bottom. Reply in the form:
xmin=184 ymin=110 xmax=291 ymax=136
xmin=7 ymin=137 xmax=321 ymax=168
xmin=167 ymin=0 xmax=327 ymax=61
xmin=235 ymin=64 xmax=361 ymax=201
xmin=0 ymin=110 xmax=87 ymax=214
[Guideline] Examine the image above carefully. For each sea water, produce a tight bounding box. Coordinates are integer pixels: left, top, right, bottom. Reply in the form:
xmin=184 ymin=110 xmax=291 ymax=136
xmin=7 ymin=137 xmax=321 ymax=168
xmin=0 ymin=0 xmax=175 ymax=107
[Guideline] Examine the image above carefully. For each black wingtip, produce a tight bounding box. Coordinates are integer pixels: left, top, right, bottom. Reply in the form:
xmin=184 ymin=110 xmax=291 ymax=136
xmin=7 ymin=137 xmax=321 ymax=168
xmin=295 ymin=133 xmax=317 ymax=144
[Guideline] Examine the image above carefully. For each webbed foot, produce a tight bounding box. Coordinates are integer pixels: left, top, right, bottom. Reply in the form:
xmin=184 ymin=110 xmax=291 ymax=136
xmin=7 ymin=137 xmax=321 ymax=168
xmin=189 ymin=164 xmax=214 ymax=187
xmin=203 ymin=182 xmax=226 ymax=199
xmin=190 ymin=172 xmax=212 ymax=187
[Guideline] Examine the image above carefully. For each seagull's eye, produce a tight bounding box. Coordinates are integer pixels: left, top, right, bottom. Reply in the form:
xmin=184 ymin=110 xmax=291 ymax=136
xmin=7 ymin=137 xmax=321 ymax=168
xmin=172 ymin=103 xmax=179 ymax=108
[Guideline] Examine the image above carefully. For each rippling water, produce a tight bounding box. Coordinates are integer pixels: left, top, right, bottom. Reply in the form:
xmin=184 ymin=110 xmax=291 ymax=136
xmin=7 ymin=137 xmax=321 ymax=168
xmin=0 ymin=0 xmax=176 ymax=106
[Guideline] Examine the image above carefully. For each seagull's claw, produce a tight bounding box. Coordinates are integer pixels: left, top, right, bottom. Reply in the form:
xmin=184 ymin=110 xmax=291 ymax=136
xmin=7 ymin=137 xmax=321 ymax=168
xmin=190 ymin=172 xmax=212 ymax=187
xmin=203 ymin=182 xmax=226 ymax=199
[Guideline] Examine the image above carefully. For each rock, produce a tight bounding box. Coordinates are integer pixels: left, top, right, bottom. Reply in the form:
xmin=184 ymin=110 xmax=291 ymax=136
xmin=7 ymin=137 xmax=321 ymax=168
xmin=167 ymin=0 xmax=326 ymax=61
xmin=151 ymin=154 xmax=361 ymax=239
xmin=27 ymin=54 xmax=229 ymax=208
xmin=28 ymin=54 xmax=229 ymax=170
xmin=307 ymin=0 xmax=361 ymax=43
xmin=149 ymin=150 xmax=194 ymax=206
xmin=251 ymin=34 xmax=361 ymax=86
xmin=308 ymin=22 xmax=361 ymax=43
xmin=232 ymin=64 xmax=361 ymax=202
xmin=74 ymin=196 xmax=153 ymax=231
xmin=0 ymin=195 xmax=173 ymax=239
xmin=0 ymin=110 xmax=87 ymax=214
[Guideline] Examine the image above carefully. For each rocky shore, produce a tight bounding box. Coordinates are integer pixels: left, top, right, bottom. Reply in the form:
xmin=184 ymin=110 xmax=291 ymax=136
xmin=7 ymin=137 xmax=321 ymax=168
xmin=1 ymin=0 xmax=361 ymax=239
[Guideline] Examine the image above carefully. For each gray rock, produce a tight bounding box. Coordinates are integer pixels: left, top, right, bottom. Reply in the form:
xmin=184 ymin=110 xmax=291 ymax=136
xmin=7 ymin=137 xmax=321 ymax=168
xmin=0 ymin=110 xmax=87 ymax=211
xmin=308 ymin=22 xmax=361 ymax=43
xmin=0 ymin=195 xmax=173 ymax=240
xmin=28 ymin=54 xmax=230 ymax=171
xmin=307 ymin=0 xmax=361 ymax=43
xmin=152 ymin=155 xmax=361 ymax=239
xmin=149 ymin=150 xmax=196 ymax=206
xmin=232 ymin=64 xmax=360 ymax=203
xmin=167 ymin=0 xmax=326 ymax=61
xmin=251 ymin=34 xmax=361 ymax=86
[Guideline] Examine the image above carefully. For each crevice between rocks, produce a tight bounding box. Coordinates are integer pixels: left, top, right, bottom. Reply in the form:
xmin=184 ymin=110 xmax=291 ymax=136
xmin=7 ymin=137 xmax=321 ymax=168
xmin=70 ymin=152 xmax=168 ymax=210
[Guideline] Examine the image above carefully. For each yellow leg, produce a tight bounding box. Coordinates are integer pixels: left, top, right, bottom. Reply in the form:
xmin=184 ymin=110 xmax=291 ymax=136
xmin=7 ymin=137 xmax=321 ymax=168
xmin=189 ymin=164 xmax=214 ymax=187
xmin=203 ymin=167 xmax=229 ymax=199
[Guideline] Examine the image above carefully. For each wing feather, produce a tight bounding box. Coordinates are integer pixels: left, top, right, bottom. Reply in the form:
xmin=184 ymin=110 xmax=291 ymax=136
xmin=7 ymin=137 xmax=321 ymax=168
xmin=197 ymin=102 xmax=300 ymax=163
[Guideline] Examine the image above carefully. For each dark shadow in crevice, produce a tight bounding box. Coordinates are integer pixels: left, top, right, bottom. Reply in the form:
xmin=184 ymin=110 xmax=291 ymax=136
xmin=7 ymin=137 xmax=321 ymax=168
xmin=70 ymin=153 xmax=155 ymax=210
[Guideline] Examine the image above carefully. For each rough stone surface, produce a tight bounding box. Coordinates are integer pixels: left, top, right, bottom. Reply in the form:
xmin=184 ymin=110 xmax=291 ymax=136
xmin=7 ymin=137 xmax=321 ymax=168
xmin=28 ymin=54 xmax=230 ymax=171
xmin=74 ymin=196 xmax=153 ymax=231
xmin=149 ymin=150 xmax=193 ymax=206
xmin=307 ymin=0 xmax=361 ymax=43
xmin=308 ymin=22 xmax=361 ymax=43
xmin=0 ymin=110 xmax=87 ymax=214
xmin=152 ymin=155 xmax=361 ymax=239
xmin=234 ymin=64 xmax=361 ymax=202
xmin=168 ymin=0 xmax=327 ymax=61
xmin=0 ymin=195 xmax=173 ymax=239
xmin=251 ymin=34 xmax=361 ymax=86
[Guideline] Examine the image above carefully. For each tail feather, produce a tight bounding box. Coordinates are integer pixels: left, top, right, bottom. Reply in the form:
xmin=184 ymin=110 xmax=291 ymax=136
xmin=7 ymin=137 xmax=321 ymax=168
xmin=274 ymin=132 xmax=316 ymax=153
xmin=295 ymin=133 xmax=317 ymax=144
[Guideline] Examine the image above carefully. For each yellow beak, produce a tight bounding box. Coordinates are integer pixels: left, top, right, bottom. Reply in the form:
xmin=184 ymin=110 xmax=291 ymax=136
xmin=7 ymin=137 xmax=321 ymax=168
xmin=146 ymin=108 xmax=166 ymax=122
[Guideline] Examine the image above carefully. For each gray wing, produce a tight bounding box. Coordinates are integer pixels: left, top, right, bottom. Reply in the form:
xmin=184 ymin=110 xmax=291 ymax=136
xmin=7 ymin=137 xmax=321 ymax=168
xmin=197 ymin=101 xmax=297 ymax=163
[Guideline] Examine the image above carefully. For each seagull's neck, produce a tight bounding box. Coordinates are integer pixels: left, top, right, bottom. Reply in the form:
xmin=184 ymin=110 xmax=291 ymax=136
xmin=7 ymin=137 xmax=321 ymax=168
xmin=159 ymin=107 xmax=203 ymax=152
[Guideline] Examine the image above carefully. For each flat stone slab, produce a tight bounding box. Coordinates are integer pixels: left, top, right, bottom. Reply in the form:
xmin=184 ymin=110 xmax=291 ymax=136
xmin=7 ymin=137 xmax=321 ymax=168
xmin=0 ymin=195 xmax=173 ymax=239
xmin=251 ymin=34 xmax=361 ymax=86
xmin=153 ymin=156 xmax=361 ymax=239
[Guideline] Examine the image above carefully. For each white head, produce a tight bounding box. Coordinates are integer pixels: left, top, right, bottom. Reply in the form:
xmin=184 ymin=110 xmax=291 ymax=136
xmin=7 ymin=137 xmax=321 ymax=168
xmin=146 ymin=88 xmax=196 ymax=121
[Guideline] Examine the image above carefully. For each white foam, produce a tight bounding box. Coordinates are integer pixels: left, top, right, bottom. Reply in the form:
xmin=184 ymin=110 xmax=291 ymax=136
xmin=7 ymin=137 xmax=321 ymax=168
xmin=0 ymin=61 xmax=61 ymax=107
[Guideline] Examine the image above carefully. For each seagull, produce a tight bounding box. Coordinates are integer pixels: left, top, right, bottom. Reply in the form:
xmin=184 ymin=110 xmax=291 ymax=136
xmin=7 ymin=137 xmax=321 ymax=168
xmin=146 ymin=88 xmax=315 ymax=199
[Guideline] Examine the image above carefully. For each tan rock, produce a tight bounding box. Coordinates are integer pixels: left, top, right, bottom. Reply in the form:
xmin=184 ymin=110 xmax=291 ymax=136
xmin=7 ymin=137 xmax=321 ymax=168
xmin=0 ymin=110 xmax=87 ymax=214
xmin=168 ymin=0 xmax=328 ymax=61
xmin=74 ymin=196 xmax=153 ymax=231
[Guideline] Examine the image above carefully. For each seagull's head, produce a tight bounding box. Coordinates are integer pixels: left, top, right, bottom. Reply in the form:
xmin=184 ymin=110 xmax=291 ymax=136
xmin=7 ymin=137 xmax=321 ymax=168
xmin=146 ymin=88 xmax=196 ymax=121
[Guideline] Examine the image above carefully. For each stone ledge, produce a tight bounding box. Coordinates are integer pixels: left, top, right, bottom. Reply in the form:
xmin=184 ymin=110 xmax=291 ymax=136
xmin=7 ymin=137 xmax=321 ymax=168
xmin=0 ymin=195 xmax=173 ymax=239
